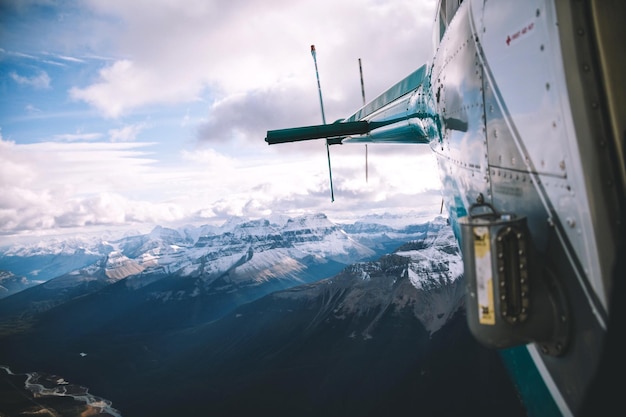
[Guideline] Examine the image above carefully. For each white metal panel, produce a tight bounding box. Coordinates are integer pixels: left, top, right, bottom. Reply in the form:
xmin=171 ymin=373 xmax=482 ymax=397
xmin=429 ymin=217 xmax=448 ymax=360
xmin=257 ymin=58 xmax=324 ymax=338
xmin=472 ymin=0 xmax=606 ymax=307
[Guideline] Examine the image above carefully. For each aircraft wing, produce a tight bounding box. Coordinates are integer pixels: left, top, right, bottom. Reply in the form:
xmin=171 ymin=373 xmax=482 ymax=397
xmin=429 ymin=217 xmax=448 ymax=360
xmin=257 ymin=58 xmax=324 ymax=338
xmin=265 ymin=64 xmax=439 ymax=146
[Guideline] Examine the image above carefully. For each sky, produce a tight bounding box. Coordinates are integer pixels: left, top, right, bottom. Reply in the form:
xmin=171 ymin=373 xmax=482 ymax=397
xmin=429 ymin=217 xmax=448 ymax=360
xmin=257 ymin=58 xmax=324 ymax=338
xmin=0 ymin=0 xmax=441 ymax=245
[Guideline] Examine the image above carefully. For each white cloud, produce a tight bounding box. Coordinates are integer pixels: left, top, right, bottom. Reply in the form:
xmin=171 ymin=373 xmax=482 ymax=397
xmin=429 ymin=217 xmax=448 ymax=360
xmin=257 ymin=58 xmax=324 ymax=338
xmin=10 ymin=70 xmax=51 ymax=89
xmin=53 ymin=132 xmax=104 ymax=142
xmin=49 ymin=53 xmax=85 ymax=63
xmin=25 ymin=104 xmax=42 ymax=114
xmin=0 ymin=132 xmax=442 ymax=242
xmin=70 ymin=0 xmax=436 ymax=121
xmin=0 ymin=0 xmax=443 ymax=243
xmin=69 ymin=60 xmax=204 ymax=118
xmin=108 ymin=123 xmax=146 ymax=142
xmin=0 ymin=137 xmax=170 ymax=235
xmin=0 ymin=138 xmax=38 ymax=189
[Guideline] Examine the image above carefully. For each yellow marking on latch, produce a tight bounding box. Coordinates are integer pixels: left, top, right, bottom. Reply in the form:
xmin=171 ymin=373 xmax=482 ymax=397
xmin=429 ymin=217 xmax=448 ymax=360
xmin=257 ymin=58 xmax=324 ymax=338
xmin=474 ymin=226 xmax=495 ymax=325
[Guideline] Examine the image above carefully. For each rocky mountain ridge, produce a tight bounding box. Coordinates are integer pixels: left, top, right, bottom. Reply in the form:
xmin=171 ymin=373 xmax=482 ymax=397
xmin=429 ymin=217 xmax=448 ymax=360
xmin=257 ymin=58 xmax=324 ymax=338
xmin=0 ymin=214 xmax=528 ymax=417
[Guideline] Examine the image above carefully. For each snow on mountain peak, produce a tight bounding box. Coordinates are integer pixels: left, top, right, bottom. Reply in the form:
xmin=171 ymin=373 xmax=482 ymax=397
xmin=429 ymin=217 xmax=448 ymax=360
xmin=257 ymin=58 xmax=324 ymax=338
xmin=3 ymin=236 xmax=106 ymax=257
xmin=326 ymin=220 xmax=463 ymax=336
xmin=0 ymin=213 xmax=454 ymax=304
xmin=104 ymin=251 xmax=145 ymax=281
xmin=395 ymin=225 xmax=462 ymax=291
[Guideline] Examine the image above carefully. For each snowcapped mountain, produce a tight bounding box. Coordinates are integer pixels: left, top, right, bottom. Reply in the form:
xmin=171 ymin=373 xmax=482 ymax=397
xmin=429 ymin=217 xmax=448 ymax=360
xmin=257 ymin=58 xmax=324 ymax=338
xmin=1 ymin=235 xmax=105 ymax=257
xmin=0 ymin=271 xmax=34 ymax=299
xmin=0 ymin=213 xmax=442 ymax=333
xmin=0 ymin=213 xmax=528 ymax=417
xmin=273 ymin=218 xmax=463 ymax=335
xmin=176 ymin=214 xmax=375 ymax=283
xmin=0 ymin=251 xmax=144 ymax=320
xmin=0 ymin=213 xmax=435 ymax=293
xmin=0 ymin=245 xmax=105 ymax=284
xmin=44 ymin=251 xmax=144 ymax=290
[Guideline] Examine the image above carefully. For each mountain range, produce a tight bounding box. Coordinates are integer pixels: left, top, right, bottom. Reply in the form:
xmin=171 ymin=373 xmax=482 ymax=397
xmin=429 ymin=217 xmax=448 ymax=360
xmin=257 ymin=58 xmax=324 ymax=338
xmin=0 ymin=213 xmax=527 ymax=416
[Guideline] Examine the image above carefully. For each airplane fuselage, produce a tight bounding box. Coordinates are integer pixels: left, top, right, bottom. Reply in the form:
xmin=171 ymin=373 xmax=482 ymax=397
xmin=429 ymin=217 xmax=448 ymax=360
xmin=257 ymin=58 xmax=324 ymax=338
xmin=427 ymin=1 xmax=623 ymax=415
xmin=266 ymin=1 xmax=625 ymax=415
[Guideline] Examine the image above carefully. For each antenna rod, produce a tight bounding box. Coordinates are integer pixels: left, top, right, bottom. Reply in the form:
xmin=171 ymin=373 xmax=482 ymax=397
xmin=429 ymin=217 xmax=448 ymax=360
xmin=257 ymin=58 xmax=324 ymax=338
xmin=311 ymin=45 xmax=327 ymax=124
xmin=359 ymin=58 xmax=366 ymax=105
xmin=311 ymin=45 xmax=334 ymax=202
xmin=359 ymin=58 xmax=368 ymax=183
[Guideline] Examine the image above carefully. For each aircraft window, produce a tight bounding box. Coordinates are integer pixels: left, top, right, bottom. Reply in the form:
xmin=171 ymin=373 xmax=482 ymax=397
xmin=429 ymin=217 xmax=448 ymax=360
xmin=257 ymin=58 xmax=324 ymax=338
xmin=437 ymin=0 xmax=463 ymax=41
xmin=446 ymin=0 xmax=461 ymax=21
xmin=439 ymin=0 xmax=448 ymax=40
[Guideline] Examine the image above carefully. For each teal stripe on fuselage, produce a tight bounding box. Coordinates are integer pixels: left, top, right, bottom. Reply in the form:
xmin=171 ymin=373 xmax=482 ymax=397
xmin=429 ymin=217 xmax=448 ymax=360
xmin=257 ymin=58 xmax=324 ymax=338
xmin=500 ymin=347 xmax=562 ymax=417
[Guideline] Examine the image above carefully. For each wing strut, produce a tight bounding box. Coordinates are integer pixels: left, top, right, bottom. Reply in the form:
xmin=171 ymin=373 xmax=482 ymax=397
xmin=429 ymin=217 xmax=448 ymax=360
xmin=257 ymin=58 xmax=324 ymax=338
xmin=311 ymin=45 xmax=334 ymax=202
xmin=358 ymin=58 xmax=368 ymax=183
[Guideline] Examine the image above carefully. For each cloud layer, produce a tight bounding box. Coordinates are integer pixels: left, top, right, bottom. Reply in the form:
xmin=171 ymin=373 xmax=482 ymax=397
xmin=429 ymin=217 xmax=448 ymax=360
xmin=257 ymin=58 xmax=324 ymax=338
xmin=0 ymin=0 xmax=440 ymax=243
